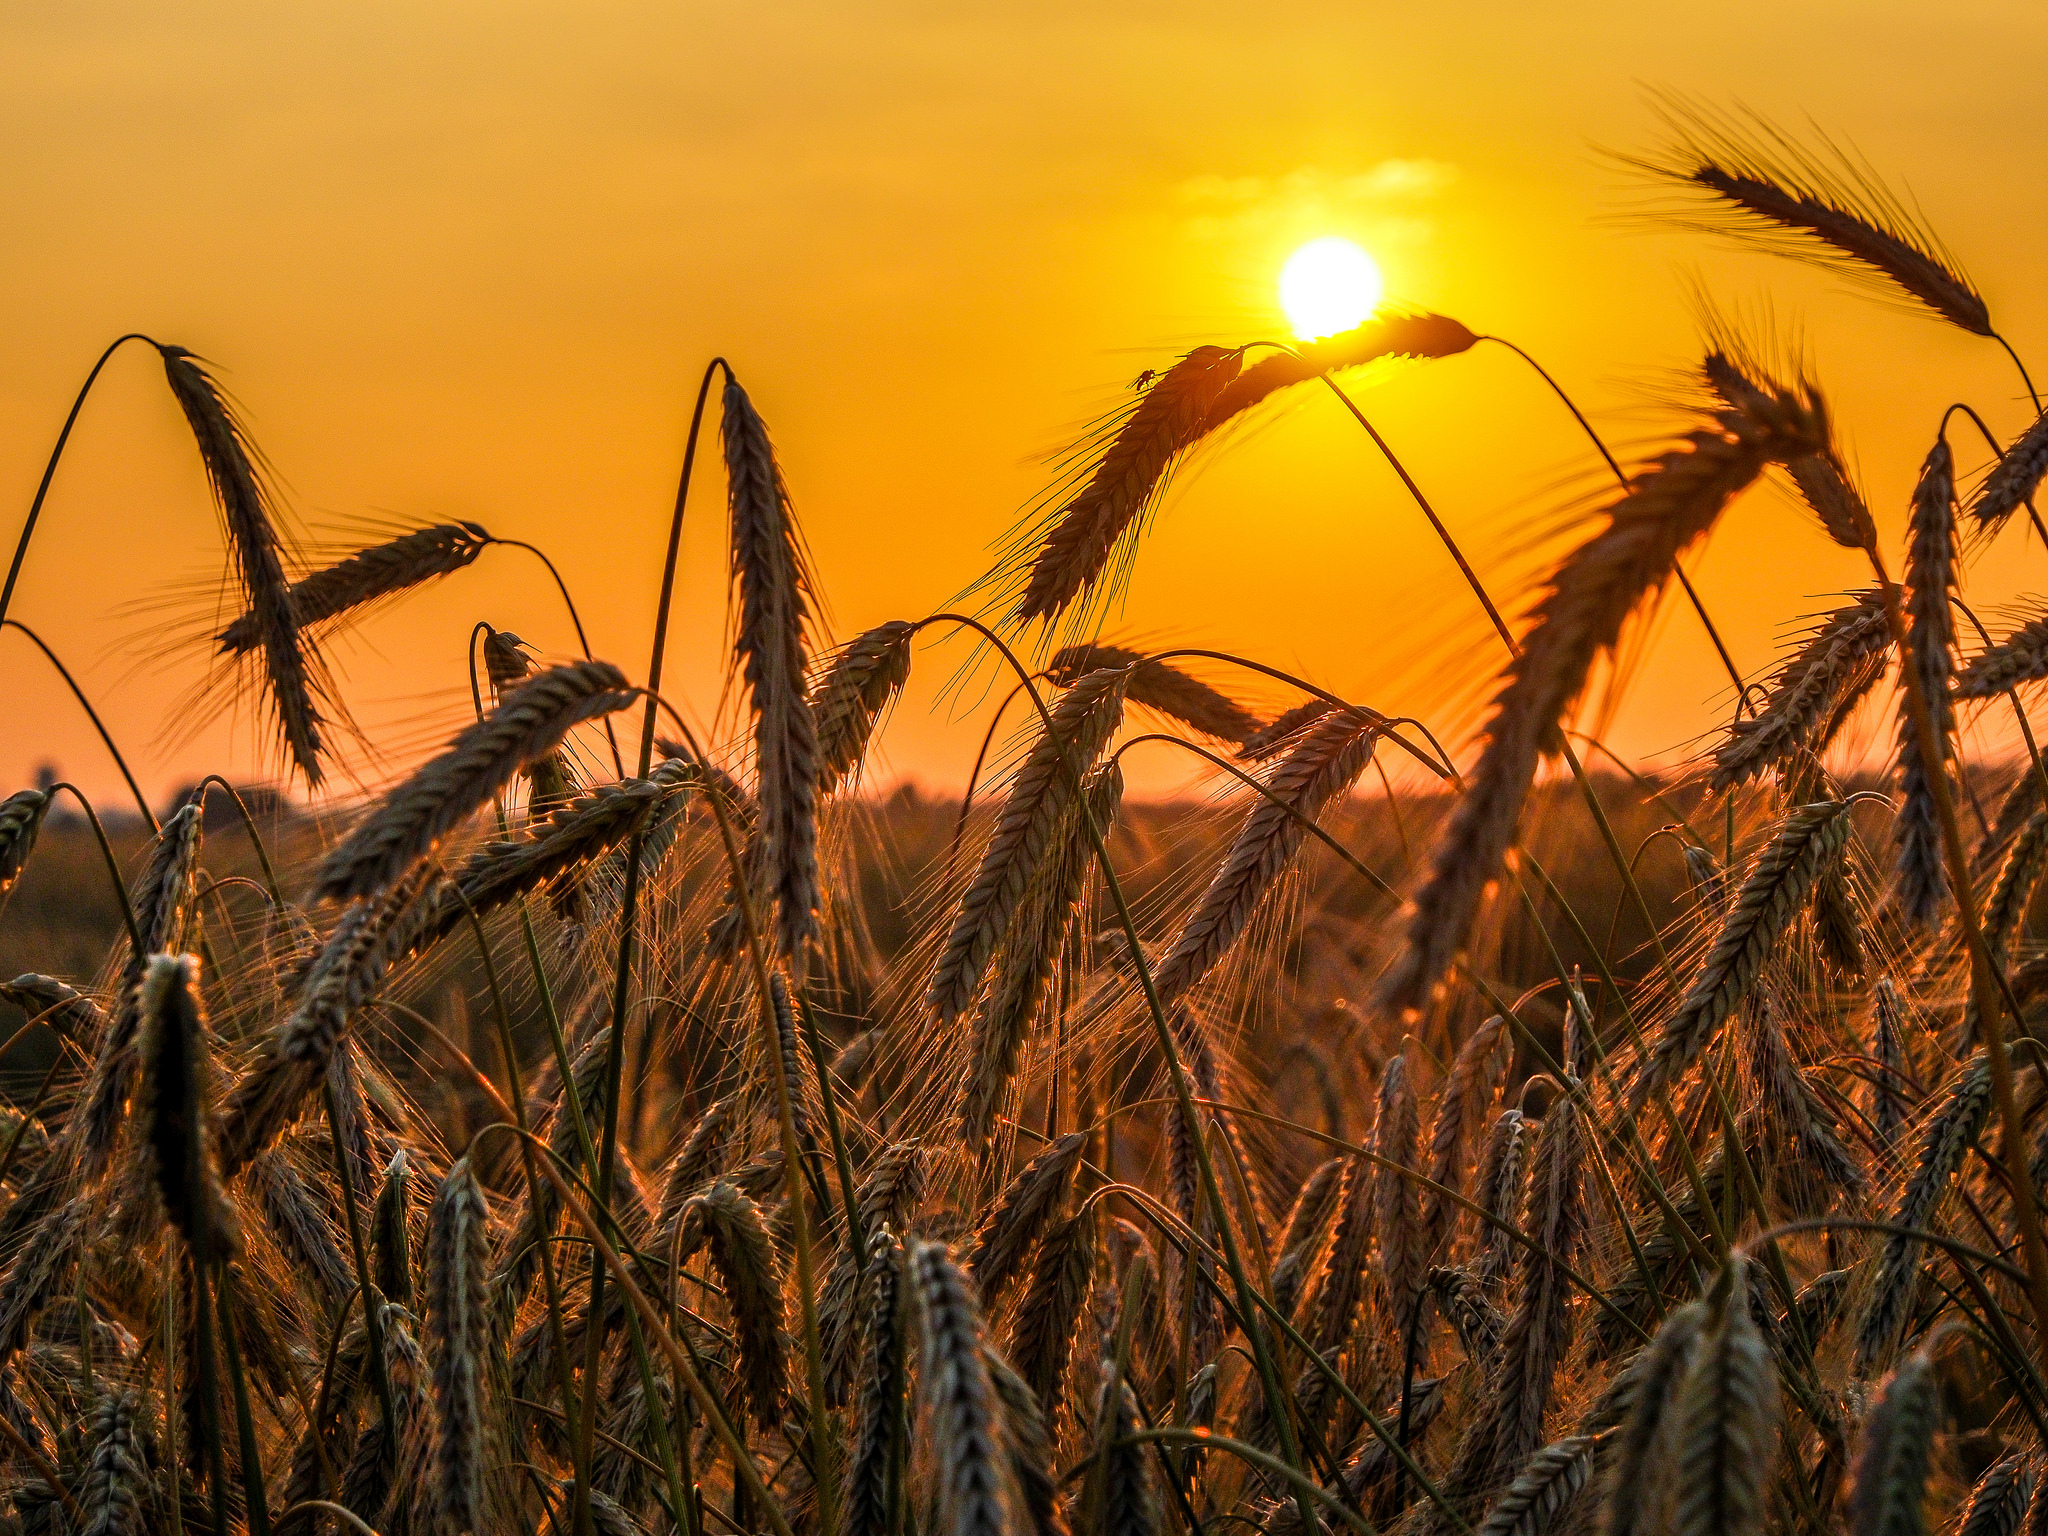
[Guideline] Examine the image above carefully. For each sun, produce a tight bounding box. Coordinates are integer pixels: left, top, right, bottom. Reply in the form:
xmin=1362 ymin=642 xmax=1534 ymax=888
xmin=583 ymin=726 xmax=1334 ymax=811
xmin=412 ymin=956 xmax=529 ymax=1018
xmin=1279 ymin=237 xmax=1384 ymax=340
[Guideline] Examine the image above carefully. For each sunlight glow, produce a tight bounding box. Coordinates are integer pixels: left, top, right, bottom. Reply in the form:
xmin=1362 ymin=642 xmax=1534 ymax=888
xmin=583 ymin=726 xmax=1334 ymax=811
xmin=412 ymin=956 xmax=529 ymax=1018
xmin=1279 ymin=237 xmax=1384 ymax=339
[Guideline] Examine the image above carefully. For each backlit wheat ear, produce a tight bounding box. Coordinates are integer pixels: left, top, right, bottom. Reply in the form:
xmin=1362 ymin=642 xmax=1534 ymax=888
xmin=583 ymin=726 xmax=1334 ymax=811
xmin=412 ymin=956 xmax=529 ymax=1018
xmin=1870 ymin=978 xmax=1908 ymax=1149
xmin=1372 ymin=1053 xmax=1426 ymax=1331
xmin=1380 ymin=389 xmax=1829 ymax=1018
xmin=1419 ymin=1016 xmax=1509 ymax=1268
xmin=1432 ymin=1266 xmax=1506 ymax=1370
xmin=1472 ymin=1108 xmax=1528 ymax=1289
xmin=959 ymin=762 xmax=1120 ymax=1156
xmin=310 ymin=658 xmax=633 ymax=902
xmin=0 ymin=790 xmax=51 ymax=897
xmin=371 ymin=1148 xmax=413 ymax=1309
xmin=1631 ymin=800 xmax=1852 ymax=1109
xmin=1269 ymin=1157 xmax=1345 ymax=1322
xmin=1956 ymin=607 xmax=2048 ymax=698
xmin=824 ymin=1142 xmax=927 ymax=1403
xmin=0 ymin=973 xmax=106 ymax=1048
xmin=79 ymin=1388 xmax=150 ymax=1536
xmin=1636 ymin=100 xmax=1993 ymax=336
xmin=216 ymin=521 xmax=492 ymax=654
xmin=912 ymin=1239 xmax=1023 ymax=1536
xmin=1856 ymin=1052 xmax=1992 ymax=1372
xmin=1493 ymin=1087 xmax=1587 ymax=1480
xmin=1478 ymin=1435 xmax=1594 ymax=1536
xmin=1048 ymin=643 xmax=1259 ymax=744
xmin=967 ymin=1131 xmax=1087 ymax=1308
xmin=1709 ymin=590 xmax=1888 ymax=789
xmin=929 ymin=667 xmax=1128 ymax=1023
xmin=1972 ymin=411 xmax=2048 ymax=530
xmin=812 ymin=619 xmax=916 ymax=794
xmin=1740 ymin=995 xmax=1863 ymax=1213
xmin=427 ymin=1157 xmax=492 ymax=1536
xmin=846 ymin=1232 xmax=907 ymax=1536
xmin=160 ymin=344 xmax=331 ymax=783
xmin=723 ymin=375 xmax=822 ymax=959
xmin=1957 ymin=1452 xmax=2034 ymax=1536
xmin=1895 ymin=437 xmax=1959 ymax=926
xmin=1669 ymin=1259 xmax=1777 ymax=1536
xmin=982 ymin=1347 xmax=1062 ymax=1536
xmin=1311 ymin=1155 xmax=1376 ymax=1354
xmin=1703 ymin=352 xmax=1875 ymax=551
xmin=138 ymin=954 xmax=242 ymax=1263
xmin=1204 ymin=310 xmax=1478 ymax=431
xmin=1009 ymin=1203 xmax=1096 ymax=1432
xmin=692 ymin=1178 xmax=788 ymax=1427
xmin=1238 ymin=697 xmax=1339 ymax=761
xmin=1849 ymin=1346 xmax=1940 ymax=1536
xmin=1153 ymin=707 xmax=1378 ymax=1003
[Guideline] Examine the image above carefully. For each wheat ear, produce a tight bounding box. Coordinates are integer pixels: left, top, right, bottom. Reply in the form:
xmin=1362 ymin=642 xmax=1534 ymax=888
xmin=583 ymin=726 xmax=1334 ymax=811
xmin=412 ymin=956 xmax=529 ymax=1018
xmin=913 ymin=1239 xmax=1023 ymax=1536
xmin=1668 ymin=1260 xmax=1777 ymax=1536
xmin=1958 ymin=1452 xmax=2035 ymax=1536
xmin=1710 ymin=591 xmax=1888 ymax=788
xmin=216 ymin=521 xmax=491 ymax=653
xmin=1848 ymin=1345 xmax=1940 ymax=1536
xmin=1895 ymin=437 xmax=1959 ymax=926
xmin=812 ymin=620 xmax=916 ymax=794
xmin=1048 ymin=643 xmax=1259 ymax=744
xmin=968 ymin=1131 xmax=1087 ymax=1308
xmin=1478 ymin=1436 xmax=1595 ymax=1536
xmin=427 ymin=1157 xmax=492 ymax=1536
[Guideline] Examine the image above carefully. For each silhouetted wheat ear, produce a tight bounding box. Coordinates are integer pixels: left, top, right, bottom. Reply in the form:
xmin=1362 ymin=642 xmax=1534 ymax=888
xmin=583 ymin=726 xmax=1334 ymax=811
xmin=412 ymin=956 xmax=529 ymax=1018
xmin=1870 ymin=977 xmax=1908 ymax=1149
xmin=653 ymin=1094 xmax=735 ymax=1244
xmin=959 ymin=760 xmax=1120 ymax=1156
xmin=1205 ymin=310 xmax=1478 ymax=434
xmin=1380 ymin=387 xmax=1828 ymax=1018
xmin=1008 ymin=1202 xmax=1096 ymax=1432
xmin=1957 ymin=1453 xmax=2034 ymax=1536
xmin=1473 ymin=1108 xmax=1528 ymax=1289
xmin=1478 ymin=1435 xmax=1594 ymax=1536
xmin=427 ymin=1156 xmax=491 ymax=1536
xmin=723 ymin=375 xmax=822 ymax=958
xmin=968 ymin=1131 xmax=1086 ymax=1308
xmin=1740 ymin=994 xmax=1863 ymax=1215
xmin=1632 ymin=800 xmax=1851 ymax=1109
xmin=1431 ymin=1266 xmax=1506 ymax=1369
xmin=981 ymin=1345 xmax=1061 ymax=1536
xmin=78 ymin=1387 xmax=150 ymax=1535
xmin=846 ymin=1231 xmax=907 ymax=1536
xmin=371 ymin=1147 xmax=413 ymax=1308
xmin=1895 ymin=437 xmax=1958 ymax=926
xmin=824 ymin=1142 xmax=927 ymax=1403
xmin=812 ymin=619 xmax=917 ymax=794
xmin=1710 ymin=590 xmax=1888 ymax=789
xmin=1668 ymin=1259 xmax=1777 ymax=1536
xmin=1703 ymin=353 xmax=1874 ymax=551
xmin=216 ymin=520 xmax=492 ymax=653
xmin=1014 ymin=345 xmax=1242 ymax=624
xmin=0 ymin=973 xmax=106 ymax=1048
xmin=1850 ymin=1346 xmax=1940 ymax=1536
xmin=1856 ymin=1052 xmax=1992 ymax=1372
xmin=1640 ymin=102 xmax=1992 ymax=335
xmin=1421 ymin=1015 xmax=1509 ymax=1266
xmin=1048 ymin=642 xmax=1259 ymax=744
xmin=1972 ymin=409 xmax=2048 ymax=529
xmin=0 ymin=790 xmax=50 ymax=897
xmin=1984 ymin=810 xmax=2048 ymax=959
xmin=217 ymin=867 xmax=426 ymax=1177
xmin=138 ymin=954 xmax=242 ymax=1262
xmin=1372 ymin=1053 xmax=1426 ymax=1328
xmin=160 ymin=344 xmax=331 ymax=783
xmin=1154 ymin=707 xmax=1377 ymax=1003
xmin=1238 ymin=697 xmax=1339 ymax=761
xmin=929 ymin=666 xmax=1128 ymax=1023
xmin=1270 ymin=1155 xmax=1345 ymax=1321
xmin=692 ymin=1178 xmax=787 ymax=1426
xmin=1957 ymin=607 xmax=2048 ymax=699
xmin=912 ymin=1239 xmax=1021 ymax=1536
xmin=309 ymin=658 xmax=632 ymax=902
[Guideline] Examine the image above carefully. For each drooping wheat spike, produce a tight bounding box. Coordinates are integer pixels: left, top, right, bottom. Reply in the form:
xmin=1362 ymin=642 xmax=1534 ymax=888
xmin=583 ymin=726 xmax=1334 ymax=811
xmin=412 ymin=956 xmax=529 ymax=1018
xmin=1956 ymin=607 xmax=2048 ymax=699
xmin=1372 ymin=1053 xmax=1427 ymax=1333
xmin=217 ymin=521 xmax=492 ymax=653
xmin=79 ymin=1388 xmax=150 ymax=1536
xmin=1710 ymin=591 xmax=1888 ymax=789
xmin=1238 ymin=698 xmax=1339 ymax=761
xmin=1973 ymin=411 xmax=2048 ymax=530
xmin=138 ymin=954 xmax=242 ymax=1262
xmin=1311 ymin=1155 xmax=1375 ymax=1354
xmin=1984 ymin=811 xmax=2048 ymax=960
xmin=1490 ymin=1088 xmax=1586 ymax=1481
xmin=1009 ymin=1204 xmax=1096 ymax=1432
xmin=1637 ymin=101 xmax=1992 ymax=335
xmin=1204 ymin=310 xmax=1478 ymax=435
xmin=968 ymin=1131 xmax=1087 ymax=1308
xmin=929 ymin=667 xmax=1128 ymax=1023
xmin=1871 ymin=978 xmax=1908 ymax=1150
xmin=1472 ymin=1108 xmax=1528 ymax=1289
xmin=1895 ymin=437 xmax=1959 ymax=926
xmin=1855 ymin=1052 xmax=1992 ymax=1372
xmin=959 ymin=762 xmax=1120 ymax=1156
xmin=1047 ymin=643 xmax=1259 ymax=744
xmin=1420 ymin=1016 xmax=1509 ymax=1268
xmin=1478 ymin=1436 xmax=1594 ymax=1536
xmin=217 ymin=868 xmax=426 ymax=1176
xmin=1014 ymin=345 xmax=1243 ymax=624
xmin=723 ymin=375 xmax=823 ymax=958
xmin=1380 ymin=387 xmax=1828 ymax=1017
xmin=692 ymin=1178 xmax=787 ymax=1426
xmin=913 ymin=1239 xmax=1023 ymax=1536
xmin=1849 ymin=1346 xmax=1939 ymax=1536
xmin=846 ymin=1232 xmax=907 ymax=1536
xmin=983 ymin=1346 xmax=1065 ymax=1536
xmin=160 ymin=344 xmax=332 ymax=782
xmin=652 ymin=1095 xmax=736 ymax=1243
xmin=1739 ymin=995 xmax=1862 ymax=1213
xmin=0 ymin=1198 xmax=88 ymax=1368
xmin=1811 ymin=842 xmax=1866 ymax=977
xmin=812 ymin=619 xmax=916 ymax=794
xmin=0 ymin=790 xmax=51 ymax=897
xmin=1154 ymin=707 xmax=1377 ymax=1003
xmin=1630 ymin=800 xmax=1850 ymax=1109
xmin=1666 ymin=1260 xmax=1776 ymax=1536
xmin=1977 ymin=753 xmax=2048 ymax=875
xmin=251 ymin=1147 xmax=352 ymax=1306
xmin=1267 ymin=1156 xmax=1344 ymax=1323
xmin=824 ymin=1142 xmax=926 ymax=1403
xmin=1703 ymin=352 xmax=1874 ymax=551
xmin=310 ymin=658 xmax=632 ymax=902
xmin=0 ymin=973 xmax=106 ymax=1047
xmin=427 ymin=1157 xmax=492 ymax=1536
xmin=1094 ymin=1372 xmax=1158 ymax=1536
xmin=767 ymin=972 xmax=818 ymax=1153
xmin=1957 ymin=1453 xmax=2034 ymax=1536
xmin=1791 ymin=1268 xmax=1853 ymax=1344
xmin=371 ymin=1147 xmax=414 ymax=1309
xmin=1431 ymin=1266 xmax=1506 ymax=1370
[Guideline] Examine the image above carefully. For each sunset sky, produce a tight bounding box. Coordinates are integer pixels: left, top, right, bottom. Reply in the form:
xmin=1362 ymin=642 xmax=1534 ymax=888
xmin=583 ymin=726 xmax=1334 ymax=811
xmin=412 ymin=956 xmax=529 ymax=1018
xmin=7 ymin=2 xmax=2047 ymax=810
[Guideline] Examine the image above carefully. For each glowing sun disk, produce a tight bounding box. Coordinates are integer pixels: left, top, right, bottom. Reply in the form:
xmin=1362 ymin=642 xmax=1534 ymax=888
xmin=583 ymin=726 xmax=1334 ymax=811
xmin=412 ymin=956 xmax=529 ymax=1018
xmin=1279 ymin=238 xmax=1383 ymax=339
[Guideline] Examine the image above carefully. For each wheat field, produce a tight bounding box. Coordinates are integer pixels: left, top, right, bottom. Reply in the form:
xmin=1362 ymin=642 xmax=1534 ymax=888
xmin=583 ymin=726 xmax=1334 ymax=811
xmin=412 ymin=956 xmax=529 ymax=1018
xmin=4 ymin=104 xmax=2048 ymax=1536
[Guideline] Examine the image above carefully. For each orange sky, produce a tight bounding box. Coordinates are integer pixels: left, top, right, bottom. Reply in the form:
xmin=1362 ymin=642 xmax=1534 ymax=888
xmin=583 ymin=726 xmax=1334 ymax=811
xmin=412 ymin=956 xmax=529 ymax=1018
xmin=7 ymin=2 xmax=2048 ymax=810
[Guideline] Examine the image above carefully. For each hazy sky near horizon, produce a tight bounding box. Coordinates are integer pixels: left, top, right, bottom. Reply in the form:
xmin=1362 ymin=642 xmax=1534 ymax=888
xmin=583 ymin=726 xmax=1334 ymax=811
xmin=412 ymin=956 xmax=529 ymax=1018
xmin=7 ymin=2 xmax=2048 ymax=809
